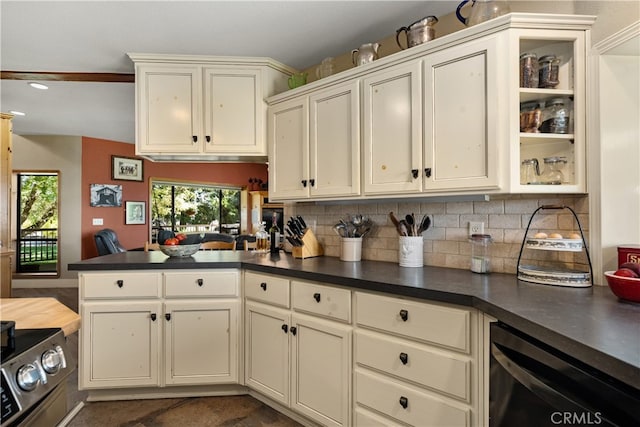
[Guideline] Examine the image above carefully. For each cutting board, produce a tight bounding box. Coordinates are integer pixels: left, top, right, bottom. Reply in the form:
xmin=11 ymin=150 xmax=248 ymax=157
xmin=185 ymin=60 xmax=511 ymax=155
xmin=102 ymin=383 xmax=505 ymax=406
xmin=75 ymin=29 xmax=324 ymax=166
xmin=0 ymin=297 xmax=81 ymax=336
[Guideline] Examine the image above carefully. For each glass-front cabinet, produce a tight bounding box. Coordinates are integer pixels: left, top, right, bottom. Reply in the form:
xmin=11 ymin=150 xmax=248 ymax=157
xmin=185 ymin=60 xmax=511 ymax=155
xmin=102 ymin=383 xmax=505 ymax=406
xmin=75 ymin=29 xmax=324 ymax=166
xmin=509 ymin=28 xmax=588 ymax=193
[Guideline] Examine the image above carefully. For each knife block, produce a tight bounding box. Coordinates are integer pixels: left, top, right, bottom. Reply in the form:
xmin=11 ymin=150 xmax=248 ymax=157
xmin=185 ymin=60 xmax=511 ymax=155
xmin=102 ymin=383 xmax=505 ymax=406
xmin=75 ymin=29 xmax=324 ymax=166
xmin=292 ymin=229 xmax=324 ymax=259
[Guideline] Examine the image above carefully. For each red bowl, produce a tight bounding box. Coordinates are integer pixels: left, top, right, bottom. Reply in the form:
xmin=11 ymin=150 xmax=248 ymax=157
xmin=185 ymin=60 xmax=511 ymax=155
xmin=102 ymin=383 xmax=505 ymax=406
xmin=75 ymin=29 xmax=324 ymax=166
xmin=604 ymin=271 xmax=640 ymax=303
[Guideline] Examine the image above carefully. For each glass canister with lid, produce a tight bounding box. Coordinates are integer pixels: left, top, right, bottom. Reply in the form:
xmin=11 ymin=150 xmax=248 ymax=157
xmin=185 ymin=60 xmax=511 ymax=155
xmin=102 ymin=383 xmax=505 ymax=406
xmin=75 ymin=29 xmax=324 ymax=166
xmin=539 ymin=98 xmax=570 ymax=134
xmin=538 ymin=55 xmax=561 ymax=88
xmin=540 ymin=156 xmax=568 ymax=185
xmin=519 ymin=53 xmax=539 ymax=88
xmin=469 ymin=234 xmax=492 ymax=274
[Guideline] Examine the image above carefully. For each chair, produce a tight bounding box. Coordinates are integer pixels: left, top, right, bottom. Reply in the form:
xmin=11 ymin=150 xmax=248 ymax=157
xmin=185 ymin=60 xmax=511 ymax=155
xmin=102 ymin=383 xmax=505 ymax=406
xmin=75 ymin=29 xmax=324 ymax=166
xmin=144 ymin=241 xmax=160 ymax=252
xmin=235 ymin=234 xmax=257 ymax=251
xmin=200 ymin=241 xmax=236 ymax=251
xmin=201 ymin=233 xmax=235 ymax=243
xmin=94 ymin=228 xmax=127 ymax=256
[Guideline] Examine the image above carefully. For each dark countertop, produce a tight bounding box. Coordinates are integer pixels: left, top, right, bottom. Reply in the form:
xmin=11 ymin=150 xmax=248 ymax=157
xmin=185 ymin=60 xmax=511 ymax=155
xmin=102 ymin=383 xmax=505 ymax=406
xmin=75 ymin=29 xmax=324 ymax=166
xmin=69 ymin=251 xmax=640 ymax=390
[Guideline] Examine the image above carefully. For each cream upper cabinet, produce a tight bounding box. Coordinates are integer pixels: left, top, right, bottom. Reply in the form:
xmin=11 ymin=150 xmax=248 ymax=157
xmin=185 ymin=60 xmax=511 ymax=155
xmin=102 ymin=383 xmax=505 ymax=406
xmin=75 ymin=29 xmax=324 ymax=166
xmin=363 ymin=61 xmax=422 ymax=195
xmin=269 ymin=81 xmax=360 ymax=201
xmin=129 ymin=53 xmax=293 ymax=161
xmin=423 ymin=34 xmax=504 ymax=192
xmin=266 ymin=13 xmax=594 ymax=202
xmin=309 ymin=81 xmax=361 ymax=198
xmin=268 ymin=97 xmax=309 ymax=200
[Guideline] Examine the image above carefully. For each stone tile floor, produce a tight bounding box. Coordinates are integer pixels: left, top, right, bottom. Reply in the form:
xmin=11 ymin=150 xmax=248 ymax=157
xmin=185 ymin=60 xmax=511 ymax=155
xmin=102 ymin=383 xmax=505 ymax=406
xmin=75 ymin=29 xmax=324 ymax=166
xmin=12 ymin=288 xmax=301 ymax=427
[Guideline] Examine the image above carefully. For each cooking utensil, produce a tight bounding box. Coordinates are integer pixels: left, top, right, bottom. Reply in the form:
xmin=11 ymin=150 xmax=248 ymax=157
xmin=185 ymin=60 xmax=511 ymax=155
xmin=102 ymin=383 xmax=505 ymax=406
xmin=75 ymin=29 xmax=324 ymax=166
xmin=418 ymin=215 xmax=431 ymax=234
xmin=296 ymin=215 xmax=307 ymax=230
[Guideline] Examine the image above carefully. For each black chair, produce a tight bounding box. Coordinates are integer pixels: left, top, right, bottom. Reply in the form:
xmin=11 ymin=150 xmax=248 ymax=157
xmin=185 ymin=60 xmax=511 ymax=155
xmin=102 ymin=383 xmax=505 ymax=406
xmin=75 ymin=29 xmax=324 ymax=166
xmin=201 ymin=233 xmax=235 ymax=243
xmin=94 ymin=228 xmax=127 ymax=256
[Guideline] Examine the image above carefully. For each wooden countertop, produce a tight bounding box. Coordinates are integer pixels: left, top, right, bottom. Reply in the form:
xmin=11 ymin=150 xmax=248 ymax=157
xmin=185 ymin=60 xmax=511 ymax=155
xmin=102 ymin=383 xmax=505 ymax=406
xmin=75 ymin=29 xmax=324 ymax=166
xmin=0 ymin=298 xmax=80 ymax=336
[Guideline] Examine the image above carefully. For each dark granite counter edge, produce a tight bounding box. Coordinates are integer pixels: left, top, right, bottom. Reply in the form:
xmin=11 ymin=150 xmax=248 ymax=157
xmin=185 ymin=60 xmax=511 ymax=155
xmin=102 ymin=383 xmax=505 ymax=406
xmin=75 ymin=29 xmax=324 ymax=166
xmin=69 ymin=255 xmax=640 ymax=390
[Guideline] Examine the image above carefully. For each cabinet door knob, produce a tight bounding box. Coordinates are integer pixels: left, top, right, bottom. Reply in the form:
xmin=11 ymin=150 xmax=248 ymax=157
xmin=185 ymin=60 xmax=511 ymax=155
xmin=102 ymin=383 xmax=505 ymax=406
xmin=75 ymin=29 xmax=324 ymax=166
xmin=197 ymin=278 xmax=204 ymax=287
xmin=290 ymin=326 xmax=297 ymax=336
xmin=260 ymin=282 xmax=267 ymax=291
xmin=192 ymin=135 xmax=198 ymax=143
xmin=116 ymin=280 xmax=124 ymax=288
xmin=301 ymin=180 xmax=307 ymax=187
xmin=150 ymin=313 xmax=157 ymax=321
xmin=281 ymin=324 xmax=288 ymax=333
xmin=399 ymin=396 xmax=409 ymax=409
xmin=309 ymin=179 xmax=315 ymax=187
xmin=425 ymin=167 xmax=432 ymax=178
xmin=411 ymin=169 xmax=419 ymax=179
xmin=399 ymin=309 xmax=409 ymax=321
xmin=313 ymin=293 xmax=321 ymax=303
xmin=399 ymin=352 xmax=409 ymax=365
xmin=206 ymin=135 xmax=211 ymax=143
xmin=165 ymin=313 xmax=171 ymax=321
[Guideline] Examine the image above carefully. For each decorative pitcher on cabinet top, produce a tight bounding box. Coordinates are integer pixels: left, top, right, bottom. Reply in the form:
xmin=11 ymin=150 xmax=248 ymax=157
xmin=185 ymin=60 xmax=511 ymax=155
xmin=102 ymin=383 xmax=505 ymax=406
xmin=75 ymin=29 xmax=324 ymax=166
xmin=456 ymin=0 xmax=510 ymax=27
xmin=396 ymin=15 xmax=438 ymax=50
xmin=351 ymin=43 xmax=380 ymax=66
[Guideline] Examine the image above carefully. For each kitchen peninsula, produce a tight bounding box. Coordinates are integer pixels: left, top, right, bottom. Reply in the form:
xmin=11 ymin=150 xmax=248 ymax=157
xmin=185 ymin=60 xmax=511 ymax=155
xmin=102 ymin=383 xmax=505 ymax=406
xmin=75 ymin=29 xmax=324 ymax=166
xmin=69 ymin=251 xmax=640 ymax=426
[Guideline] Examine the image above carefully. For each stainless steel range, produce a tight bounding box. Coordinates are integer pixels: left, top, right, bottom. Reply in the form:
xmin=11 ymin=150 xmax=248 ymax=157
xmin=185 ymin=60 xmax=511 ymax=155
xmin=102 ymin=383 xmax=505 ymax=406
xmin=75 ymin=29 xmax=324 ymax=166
xmin=1 ymin=320 xmax=74 ymax=426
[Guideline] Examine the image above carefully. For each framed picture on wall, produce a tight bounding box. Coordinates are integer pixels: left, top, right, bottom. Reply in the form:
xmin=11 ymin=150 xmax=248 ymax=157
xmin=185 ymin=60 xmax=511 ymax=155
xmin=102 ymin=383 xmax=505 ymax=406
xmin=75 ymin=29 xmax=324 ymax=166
xmin=112 ymin=155 xmax=143 ymax=181
xmin=125 ymin=201 xmax=145 ymax=225
xmin=90 ymin=184 xmax=122 ymax=207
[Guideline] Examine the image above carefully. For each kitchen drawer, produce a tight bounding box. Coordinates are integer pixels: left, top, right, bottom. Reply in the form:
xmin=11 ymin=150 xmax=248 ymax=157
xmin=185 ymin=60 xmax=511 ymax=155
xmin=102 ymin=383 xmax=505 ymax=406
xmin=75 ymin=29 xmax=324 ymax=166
xmin=291 ymin=281 xmax=351 ymax=323
xmin=355 ymin=370 xmax=470 ymax=427
xmin=81 ymin=272 xmax=161 ymax=299
xmin=244 ymin=272 xmax=290 ymax=308
xmin=355 ymin=330 xmax=471 ymax=402
xmin=164 ymin=270 xmax=239 ymax=297
xmin=355 ymin=292 xmax=471 ymax=353
xmin=354 ymin=407 xmax=402 ymax=427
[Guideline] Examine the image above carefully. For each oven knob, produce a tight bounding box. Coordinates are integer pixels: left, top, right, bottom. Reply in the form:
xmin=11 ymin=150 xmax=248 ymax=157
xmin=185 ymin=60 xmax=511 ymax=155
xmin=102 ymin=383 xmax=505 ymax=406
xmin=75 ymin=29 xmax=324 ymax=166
xmin=41 ymin=349 xmax=63 ymax=374
xmin=16 ymin=363 xmax=40 ymax=391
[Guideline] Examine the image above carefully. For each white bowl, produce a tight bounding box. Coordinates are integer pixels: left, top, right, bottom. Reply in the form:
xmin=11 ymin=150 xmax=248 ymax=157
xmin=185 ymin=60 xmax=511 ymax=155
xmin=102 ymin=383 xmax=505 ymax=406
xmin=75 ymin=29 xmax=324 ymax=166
xmin=159 ymin=244 xmax=200 ymax=257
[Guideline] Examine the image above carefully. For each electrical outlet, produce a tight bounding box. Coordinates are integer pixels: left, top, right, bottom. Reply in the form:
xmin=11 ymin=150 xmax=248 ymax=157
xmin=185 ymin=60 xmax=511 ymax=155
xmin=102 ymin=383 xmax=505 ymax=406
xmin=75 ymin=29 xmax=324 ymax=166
xmin=92 ymin=218 xmax=103 ymax=226
xmin=469 ymin=221 xmax=484 ymax=236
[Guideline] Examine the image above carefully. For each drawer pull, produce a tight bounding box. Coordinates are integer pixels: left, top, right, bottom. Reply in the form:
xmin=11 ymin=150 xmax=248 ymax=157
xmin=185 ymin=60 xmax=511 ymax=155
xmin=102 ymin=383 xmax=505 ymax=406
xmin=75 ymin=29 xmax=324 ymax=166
xmin=150 ymin=313 xmax=157 ymax=321
xmin=313 ymin=293 xmax=321 ymax=303
xmin=116 ymin=280 xmax=124 ymax=288
xmin=197 ymin=278 xmax=204 ymax=287
xmin=411 ymin=169 xmax=419 ymax=179
xmin=290 ymin=326 xmax=297 ymax=336
xmin=165 ymin=313 xmax=171 ymax=321
xmin=399 ymin=352 xmax=409 ymax=365
xmin=399 ymin=309 xmax=409 ymax=321
xmin=260 ymin=282 xmax=267 ymax=291
xmin=281 ymin=324 xmax=288 ymax=333
xmin=399 ymin=396 xmax=409 ymax=409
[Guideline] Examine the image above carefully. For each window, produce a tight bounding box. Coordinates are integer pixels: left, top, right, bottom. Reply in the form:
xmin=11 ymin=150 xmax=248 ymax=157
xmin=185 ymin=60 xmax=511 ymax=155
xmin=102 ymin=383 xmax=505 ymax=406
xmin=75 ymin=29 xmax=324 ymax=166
xmin=15 ymin=172 xmax=59 ymax=276
xmin=151 ymin=180 xmax=241 ymax=242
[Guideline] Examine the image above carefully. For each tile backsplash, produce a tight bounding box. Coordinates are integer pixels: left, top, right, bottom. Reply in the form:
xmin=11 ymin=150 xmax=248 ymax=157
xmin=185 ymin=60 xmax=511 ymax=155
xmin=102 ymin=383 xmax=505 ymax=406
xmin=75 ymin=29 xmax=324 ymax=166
xmin=286 ymin=195 xmax=589 ymax=274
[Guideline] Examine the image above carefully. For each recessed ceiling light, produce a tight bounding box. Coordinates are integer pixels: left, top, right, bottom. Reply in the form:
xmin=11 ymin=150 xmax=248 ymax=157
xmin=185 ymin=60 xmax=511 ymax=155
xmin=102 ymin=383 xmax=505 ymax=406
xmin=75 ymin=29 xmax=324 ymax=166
xmin=28 ymin=82 xmax=48 ymax=90
xmin=9 ymin=111 xmax=26 ymax=116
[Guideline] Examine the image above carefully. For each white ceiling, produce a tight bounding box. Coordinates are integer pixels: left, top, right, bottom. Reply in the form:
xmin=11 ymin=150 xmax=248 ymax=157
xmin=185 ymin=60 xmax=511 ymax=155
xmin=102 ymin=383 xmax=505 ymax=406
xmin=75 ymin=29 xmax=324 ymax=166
xmin=1 ymin=0 xmax=459 ymax=144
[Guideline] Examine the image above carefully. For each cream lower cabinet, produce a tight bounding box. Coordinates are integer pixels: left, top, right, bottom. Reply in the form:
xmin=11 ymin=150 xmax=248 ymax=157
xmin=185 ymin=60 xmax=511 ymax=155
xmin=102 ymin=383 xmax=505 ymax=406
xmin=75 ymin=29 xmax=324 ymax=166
xmin=353 ymin=291 xmax=480 ymax=426
xmin=244 ymin=272 xmax=352 ymax=426
xmin=268 ymin=81 xmax=360 ymax=201
xmin=79 ymin=270 xmax=240 ymax=390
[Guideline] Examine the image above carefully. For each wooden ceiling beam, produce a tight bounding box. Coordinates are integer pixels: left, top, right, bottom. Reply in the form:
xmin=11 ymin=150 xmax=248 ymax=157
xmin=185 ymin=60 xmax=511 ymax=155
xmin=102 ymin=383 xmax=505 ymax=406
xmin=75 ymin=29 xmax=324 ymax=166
xmin=0 ymin=71 xmax=134 ymax=83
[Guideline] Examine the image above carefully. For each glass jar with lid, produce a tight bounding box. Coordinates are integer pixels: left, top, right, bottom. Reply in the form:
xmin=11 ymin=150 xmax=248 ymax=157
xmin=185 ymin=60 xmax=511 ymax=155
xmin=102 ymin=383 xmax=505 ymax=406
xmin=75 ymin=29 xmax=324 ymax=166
xmin=539 ymin=55 xmax=561 ymax=88
xmin=469 ymin=234 xmax=492 ymax=274
xmin=521 ymin=158 xmax=541 ymax=185
xmin=519 ymin=53 xmax=539 ymax=88
xmin=539 ymin=98 xmax=569 ymax=134
xmin=540 ymin=156 xmax=567 ymax=185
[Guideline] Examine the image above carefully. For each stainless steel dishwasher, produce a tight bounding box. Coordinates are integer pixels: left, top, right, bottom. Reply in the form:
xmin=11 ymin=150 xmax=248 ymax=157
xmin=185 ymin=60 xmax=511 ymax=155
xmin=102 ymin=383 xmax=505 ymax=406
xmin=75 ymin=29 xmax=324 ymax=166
xmin=489 ymin=322 xmax=640 ymax=426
